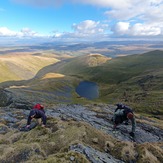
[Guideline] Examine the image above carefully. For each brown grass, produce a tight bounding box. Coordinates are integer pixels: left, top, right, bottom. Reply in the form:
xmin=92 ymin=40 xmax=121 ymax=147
xmin=137 ymin=142 xmax=163 ymax=163
xmin=0 ymin=116 xmax=162 ymax=163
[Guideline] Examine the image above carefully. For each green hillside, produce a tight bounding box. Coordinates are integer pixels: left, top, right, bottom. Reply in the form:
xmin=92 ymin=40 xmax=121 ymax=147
xmin=33 ymin=50 xmax=163 ymax=117
xmin=35 ymin=53 xmax=110 ymax=78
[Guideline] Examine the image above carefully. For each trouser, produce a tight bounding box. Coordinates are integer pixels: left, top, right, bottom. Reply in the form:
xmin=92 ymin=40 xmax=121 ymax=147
xmin=114 ymin=116 xmax=123 ymax=125
xmin=36 ymin=118 xmax=42 ymax=125
xmin=32 ymin=118 xmax=42 ymax=125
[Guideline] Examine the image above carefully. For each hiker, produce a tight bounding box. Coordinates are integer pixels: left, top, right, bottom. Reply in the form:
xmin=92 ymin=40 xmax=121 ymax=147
xmin=26 ymin=109 xmax=47 ymax=128
xmin=114 ymin=103 xmax=129 ymax=125
xmin=112 ymin=103 xmax=136 ymax=137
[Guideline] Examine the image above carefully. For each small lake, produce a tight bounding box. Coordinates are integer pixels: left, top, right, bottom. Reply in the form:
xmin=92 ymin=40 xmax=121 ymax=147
xmin=75 ymin=81 xmax=99 ymax=100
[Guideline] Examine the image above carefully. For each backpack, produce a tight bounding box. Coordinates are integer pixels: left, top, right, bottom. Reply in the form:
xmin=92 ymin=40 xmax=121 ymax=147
xmin=33 ymin=103 xmax=44 ymax=110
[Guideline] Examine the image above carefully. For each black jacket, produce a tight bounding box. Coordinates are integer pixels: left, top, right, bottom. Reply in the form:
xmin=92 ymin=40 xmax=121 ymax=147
xmin=27 ymin=109 xmax=47 ymax=125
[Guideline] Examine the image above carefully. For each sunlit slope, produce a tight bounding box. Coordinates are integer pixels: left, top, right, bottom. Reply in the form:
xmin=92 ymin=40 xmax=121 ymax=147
xmin=76 ymin=50 xmax=163 ymax=84
xmin=0 ymin=54 xmax=59 ymax=82
xmin=35 ymin=54 xmax=110 ymax=78
xmin=36 ymin=50 xmax=163 ymax=84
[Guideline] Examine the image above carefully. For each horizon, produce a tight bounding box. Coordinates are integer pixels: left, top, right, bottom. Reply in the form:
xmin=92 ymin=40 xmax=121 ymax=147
xmin=0 ymin=0 xmax=163 ymax=45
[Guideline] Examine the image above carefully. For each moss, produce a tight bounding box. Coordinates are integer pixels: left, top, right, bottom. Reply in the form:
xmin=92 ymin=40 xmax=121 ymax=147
xmin=0 ymin=143 xmax=44 ymax=163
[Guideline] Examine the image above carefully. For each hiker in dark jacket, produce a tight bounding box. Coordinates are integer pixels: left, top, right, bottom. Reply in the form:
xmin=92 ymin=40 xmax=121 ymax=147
xmin=113 ymin=104 xmax=136 ymax=137
xmin=26 ymin=109 xmax=47 ymax=128
xmin=114 ymin=103 xmax=129 ymax=125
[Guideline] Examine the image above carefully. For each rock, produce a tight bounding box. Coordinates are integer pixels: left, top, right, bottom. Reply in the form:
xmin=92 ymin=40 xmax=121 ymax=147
xmin=0 ymin=125 xmax=9 ymax=134
xmin=0 ymin=89 xmax=12 ymax=107
xmin=92 ymin=138 xmax=98 ymax=144
xmin=0 ymin=104 xmax=163 ymax=163
xmin=70 ymin=156 xmax=75 ymax=161
xmin=70 ymin=143 xmax=124 ymax=163
xmin=46 ymin=104 xmax=163 ymax=143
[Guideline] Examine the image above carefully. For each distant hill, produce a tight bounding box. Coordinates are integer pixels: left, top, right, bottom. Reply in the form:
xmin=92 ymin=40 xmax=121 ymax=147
xmin=35 ymin=50 xmax=163 ymax=85
xmin=35 ymin=53 xmax=110 ymax=78
xmin=0 ymin=53 xmax=59 ymax=82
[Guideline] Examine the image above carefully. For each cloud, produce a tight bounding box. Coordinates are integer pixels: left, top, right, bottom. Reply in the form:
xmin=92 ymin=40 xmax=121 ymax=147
xmin=130 ymin=23 xmax=162 ymax=36
xmin=113 ymin=22 xmax=163 ymax=36
xmin=8 ymin=0 xmax=163 ymax=40
xmin=20 ymin=28 xmax=38 ymax=37
xmin=11 ymin=0 xmax=163 ymax=22
xmin=52 ymin=20 xmax=109 ymax=41
xmin=53 ymin=20 xmax=108 ymax=41
xmin=0 ymin=27 xmax=41 ymax=37
xmin=113 ymin=22 xmax=130 ymax=35
xmin=72 ymin=20 xmax=108 ymax=36
xmin=104 ymin=0 xmax=163 ymax=22
xmin=0 ymin=27 xmax=17 ymax=37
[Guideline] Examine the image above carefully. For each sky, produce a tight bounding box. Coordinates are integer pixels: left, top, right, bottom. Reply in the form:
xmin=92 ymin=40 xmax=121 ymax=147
xmin=0 ymin=0 xmax=163 ymax=44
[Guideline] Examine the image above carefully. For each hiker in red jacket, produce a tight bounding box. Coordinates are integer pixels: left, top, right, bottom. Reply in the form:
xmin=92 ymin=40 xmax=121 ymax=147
xmin=26 ymin=104 xmax=46 ymax=128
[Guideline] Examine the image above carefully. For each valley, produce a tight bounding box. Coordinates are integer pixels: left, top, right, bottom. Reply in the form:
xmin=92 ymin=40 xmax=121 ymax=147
xmin=0 ymin=46 xmax=163 ymax=117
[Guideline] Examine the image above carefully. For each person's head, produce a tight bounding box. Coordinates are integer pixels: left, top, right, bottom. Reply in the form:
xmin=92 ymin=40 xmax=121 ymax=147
xmin=30 ymin=110 xmax=36 ymax=118
xmin=40 ymin=104 xmax=44 ymax=109
xmin=127 ymin=112 xmax=134 ymax=119
xmin=116 ymin=103 xmax=124 ymax=109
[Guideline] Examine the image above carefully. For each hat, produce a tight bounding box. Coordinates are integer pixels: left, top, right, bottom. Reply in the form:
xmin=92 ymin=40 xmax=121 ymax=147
xmin=127 ymin=112 xmax=134 ymax=119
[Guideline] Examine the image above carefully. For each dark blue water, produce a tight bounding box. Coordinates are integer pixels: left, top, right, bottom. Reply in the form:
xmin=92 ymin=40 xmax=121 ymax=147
xmin=76 ymin=81 xmax=99 ymax=100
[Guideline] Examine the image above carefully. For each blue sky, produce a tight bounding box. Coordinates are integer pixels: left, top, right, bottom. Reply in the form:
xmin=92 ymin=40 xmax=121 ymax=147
xmin=0 ymin=0 xmax=163 ymax=44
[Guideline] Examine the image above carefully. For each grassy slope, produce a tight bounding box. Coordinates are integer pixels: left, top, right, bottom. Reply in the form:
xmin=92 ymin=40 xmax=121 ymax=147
xmin=35 ymin=54 xmax=110 ymax=77
xmin=0 ymin=53 xmax=59 ymax=82
xmin=0 ymin=114 xmax=162 ymax=163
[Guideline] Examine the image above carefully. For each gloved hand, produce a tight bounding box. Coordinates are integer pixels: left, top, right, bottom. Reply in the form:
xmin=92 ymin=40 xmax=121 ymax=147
xmin=129 ymin=132 xmax=135 ymax=137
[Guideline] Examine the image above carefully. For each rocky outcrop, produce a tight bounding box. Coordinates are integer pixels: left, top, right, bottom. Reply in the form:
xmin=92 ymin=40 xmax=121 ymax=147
xmin=46 ymin=104 xmax=163 ymax=143
xmin=70 ymin=144 xmax=124 ymax=163
xmin=0 ymin=89 xmax=12 ymax=107
xmin=0 ymin=104 xmax=162 ymax=163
